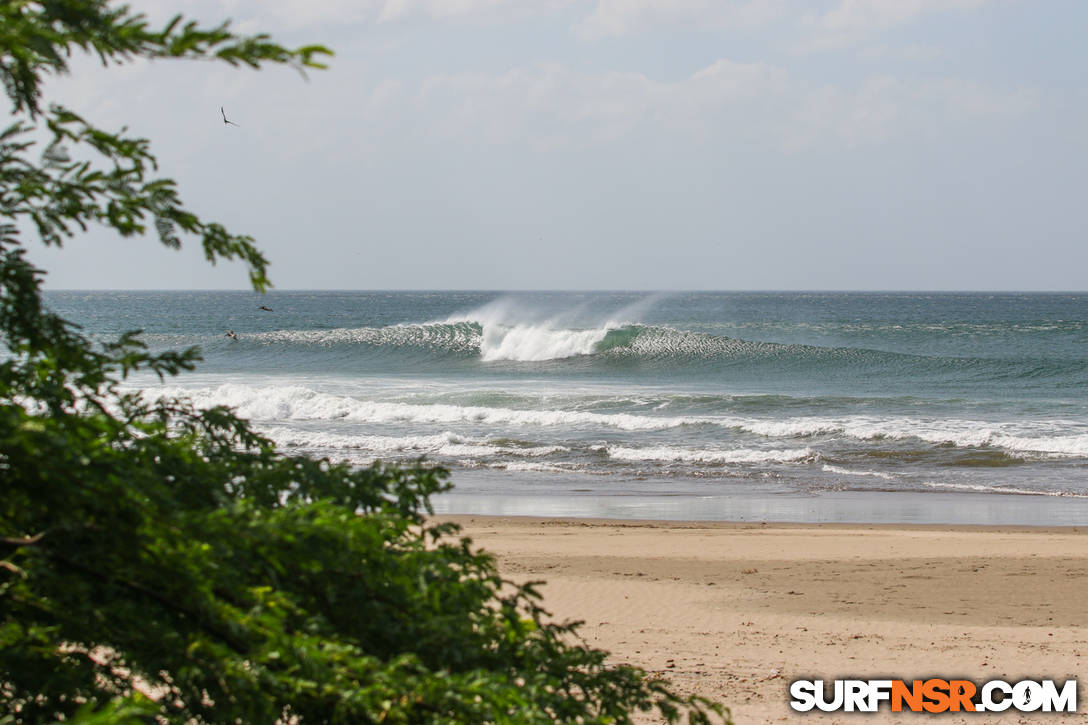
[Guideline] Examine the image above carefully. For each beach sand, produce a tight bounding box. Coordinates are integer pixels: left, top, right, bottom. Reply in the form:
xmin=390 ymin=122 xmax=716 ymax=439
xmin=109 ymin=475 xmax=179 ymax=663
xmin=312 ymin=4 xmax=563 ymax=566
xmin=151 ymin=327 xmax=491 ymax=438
xmin=440 ymin=516 xmax=1088 ymax=723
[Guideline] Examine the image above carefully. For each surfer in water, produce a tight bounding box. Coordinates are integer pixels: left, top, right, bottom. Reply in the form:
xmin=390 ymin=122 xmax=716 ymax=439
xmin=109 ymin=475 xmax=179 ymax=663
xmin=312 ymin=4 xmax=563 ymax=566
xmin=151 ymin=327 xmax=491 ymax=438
xmin=258 ymin=305 xmax=273 ymax=311
xmin=225 ymin=329 xmax=238 ymax=340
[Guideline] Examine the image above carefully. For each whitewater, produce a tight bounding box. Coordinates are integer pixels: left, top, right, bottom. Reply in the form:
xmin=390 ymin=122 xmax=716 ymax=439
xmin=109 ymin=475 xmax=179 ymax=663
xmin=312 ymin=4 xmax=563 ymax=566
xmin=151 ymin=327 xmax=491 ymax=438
xmin=46 ymin=290 xmax=1088 ymax=522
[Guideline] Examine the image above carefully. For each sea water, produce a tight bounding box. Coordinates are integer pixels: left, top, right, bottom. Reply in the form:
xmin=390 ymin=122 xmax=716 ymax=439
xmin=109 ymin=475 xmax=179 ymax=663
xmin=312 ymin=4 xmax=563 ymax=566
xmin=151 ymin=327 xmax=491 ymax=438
xmin=45 ymin=291 xmax=1088 ymax=524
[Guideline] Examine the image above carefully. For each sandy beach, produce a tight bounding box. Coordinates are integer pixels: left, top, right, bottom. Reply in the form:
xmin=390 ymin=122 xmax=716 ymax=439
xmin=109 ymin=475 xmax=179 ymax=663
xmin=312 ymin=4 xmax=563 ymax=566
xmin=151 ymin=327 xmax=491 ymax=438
xmin=441 ymin=516 xmax=1088 ymax=723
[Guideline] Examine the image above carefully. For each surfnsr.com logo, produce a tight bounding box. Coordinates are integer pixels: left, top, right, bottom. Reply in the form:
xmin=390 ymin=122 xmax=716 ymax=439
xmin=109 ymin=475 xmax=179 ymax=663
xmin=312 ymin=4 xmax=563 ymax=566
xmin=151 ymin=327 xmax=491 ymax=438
xmin=790 ymin=678 xmax=1077 ymax=713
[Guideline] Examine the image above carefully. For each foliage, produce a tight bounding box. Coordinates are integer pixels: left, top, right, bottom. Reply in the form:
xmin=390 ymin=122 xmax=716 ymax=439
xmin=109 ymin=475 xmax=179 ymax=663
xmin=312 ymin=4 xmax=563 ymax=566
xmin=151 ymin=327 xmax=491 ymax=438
xmin=0 ymin=2 xmax=728 ymax=723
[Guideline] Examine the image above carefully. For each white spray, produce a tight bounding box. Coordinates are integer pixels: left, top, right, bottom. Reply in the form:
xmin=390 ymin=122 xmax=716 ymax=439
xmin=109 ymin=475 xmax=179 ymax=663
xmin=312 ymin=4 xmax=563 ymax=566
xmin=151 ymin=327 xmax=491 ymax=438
xmin=443 ymin=294 xmax=668 ymax=362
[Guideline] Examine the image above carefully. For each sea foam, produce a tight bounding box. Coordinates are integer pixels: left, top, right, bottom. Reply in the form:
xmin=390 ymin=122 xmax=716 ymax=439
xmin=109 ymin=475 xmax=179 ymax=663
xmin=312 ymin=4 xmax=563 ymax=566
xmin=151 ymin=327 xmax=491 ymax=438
xmin=141 ymin=383 xmax=1088 ymax=458
xmin=605 ymin=446 xmax=817 ymax=464
xmin=443 ymin=296 xmax=647 ymax=362
xmin=270 ymin=429 xmax=567 ymax=459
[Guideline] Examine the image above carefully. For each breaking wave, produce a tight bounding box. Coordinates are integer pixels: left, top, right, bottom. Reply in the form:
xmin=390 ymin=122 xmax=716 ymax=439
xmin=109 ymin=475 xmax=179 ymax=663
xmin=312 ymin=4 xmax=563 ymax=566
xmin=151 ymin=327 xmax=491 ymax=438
xmin=603 ymin=446 xmax=817 ymax=465
xmin=921 ymin=481 xmax=1088 ymax=498
xmin=164 ymin=318 xmax=1087 ymax=389
xmin=270 ymin=429 xmax=567 ymax=459
xmin=143 ymin=383 xmax=1088 ymax=458
xmin=229 ymin=320 xmax=875 ymax=364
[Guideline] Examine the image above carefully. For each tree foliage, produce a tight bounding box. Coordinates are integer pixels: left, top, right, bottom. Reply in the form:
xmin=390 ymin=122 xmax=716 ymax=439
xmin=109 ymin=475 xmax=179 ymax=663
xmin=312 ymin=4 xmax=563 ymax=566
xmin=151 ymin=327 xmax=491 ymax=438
xmin=0 ymin=2 xmax=728 ymax=723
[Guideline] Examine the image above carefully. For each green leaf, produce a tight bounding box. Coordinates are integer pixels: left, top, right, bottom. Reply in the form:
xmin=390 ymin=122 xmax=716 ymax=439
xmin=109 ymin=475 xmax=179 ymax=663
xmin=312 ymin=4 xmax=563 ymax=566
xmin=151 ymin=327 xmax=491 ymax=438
xmin=0 ymin=2 xmax=728 ymax=723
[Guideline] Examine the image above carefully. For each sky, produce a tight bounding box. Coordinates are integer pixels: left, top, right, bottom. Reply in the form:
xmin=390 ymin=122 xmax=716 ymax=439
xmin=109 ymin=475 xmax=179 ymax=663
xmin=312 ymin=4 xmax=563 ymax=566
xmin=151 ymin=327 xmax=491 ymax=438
xmin=30 ymin=0 xmax=1088 ymax=290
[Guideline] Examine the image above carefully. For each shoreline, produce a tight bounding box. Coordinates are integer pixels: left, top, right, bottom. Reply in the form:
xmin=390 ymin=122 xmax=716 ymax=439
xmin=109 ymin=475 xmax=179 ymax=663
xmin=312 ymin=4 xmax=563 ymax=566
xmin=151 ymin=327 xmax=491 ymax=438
xmin=441 ymin=515 xmax=1088 ymax=723
xmin=443 ymin=513 xmax=1087 ymax=533
xmin=433 ymin=480 xmax=1088 ymax=527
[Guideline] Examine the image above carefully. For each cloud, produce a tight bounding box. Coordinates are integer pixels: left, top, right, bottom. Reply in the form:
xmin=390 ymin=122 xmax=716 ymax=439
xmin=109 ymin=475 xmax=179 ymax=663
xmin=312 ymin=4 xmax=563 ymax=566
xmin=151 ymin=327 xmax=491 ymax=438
xmin=118 ymin=0 xmax=373 ymax=33
xmin=817 ymin=0 xmax=990 ymax=34
xmin=117 ymin=0 xmax=1014 ymax=64
xmin=802 ymin=0 xmax=999 ymax=51
xmin=376 ymin=0 xmax=574 ymax=23
xmin=414 ymin=59 xmax=786 ymax=148
xmin=857 ymin=43 xmax=944 ymax=62
xmin=155 ymin=0 xmax=574 ymax=32
xmin=574 ymin=0 xmax=785 ymax=39
xmin=788 ymin=76 xmax=1037 ymax=149
xmin=126 ymin=0 xmax=1003 ymax=51
xmin=407 ymin=59 xmax=1036 ymax=152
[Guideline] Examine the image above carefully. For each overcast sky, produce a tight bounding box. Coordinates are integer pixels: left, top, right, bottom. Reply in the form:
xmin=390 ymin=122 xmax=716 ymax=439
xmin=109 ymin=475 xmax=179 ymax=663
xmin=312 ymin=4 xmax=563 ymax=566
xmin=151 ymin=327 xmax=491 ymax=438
xmin=30 ymin=0 xmax=1088 ymax=290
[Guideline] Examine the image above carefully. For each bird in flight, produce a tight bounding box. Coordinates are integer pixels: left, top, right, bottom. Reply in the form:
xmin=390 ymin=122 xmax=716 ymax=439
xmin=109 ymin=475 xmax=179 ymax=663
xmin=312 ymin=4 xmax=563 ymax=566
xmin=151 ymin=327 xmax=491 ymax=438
xmin=221 ymin=107 xmax=239 ymax=127
xmin=225 ymin=329 xmax=238 ymax=340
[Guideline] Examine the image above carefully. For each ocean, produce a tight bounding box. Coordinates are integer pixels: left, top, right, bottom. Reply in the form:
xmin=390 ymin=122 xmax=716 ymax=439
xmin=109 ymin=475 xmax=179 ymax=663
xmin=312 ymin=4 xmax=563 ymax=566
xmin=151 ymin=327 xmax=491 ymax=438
xmin=45 ymin=291 xmax=1088 ymax=525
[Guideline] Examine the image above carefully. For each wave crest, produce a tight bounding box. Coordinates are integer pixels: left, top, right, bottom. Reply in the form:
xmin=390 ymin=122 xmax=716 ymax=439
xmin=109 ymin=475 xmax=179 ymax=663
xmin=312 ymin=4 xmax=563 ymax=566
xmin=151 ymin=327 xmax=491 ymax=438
xmin=140 ymin=383 xmax=1088 ymax=458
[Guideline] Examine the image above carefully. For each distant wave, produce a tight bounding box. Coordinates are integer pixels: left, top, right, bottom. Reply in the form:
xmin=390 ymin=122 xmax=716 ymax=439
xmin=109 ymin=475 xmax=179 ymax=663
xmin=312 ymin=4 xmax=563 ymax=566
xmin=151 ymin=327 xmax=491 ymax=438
xmin=212 ymin=320 xmax=620 ymax=362
xmin=237 ymin=321 xmax=775 ymax=362
xmin=136 ymin=319 xmax=1088 ymax=389
xmin=443 ymin=295 xmax=657 ymax=361
xmin=223 ymin=320 xmax=879 ymax=363
xmin=245 ymin=322 xmax=482 ymax=355
xmin=168 ymin=291 xmax=898 ymax=364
